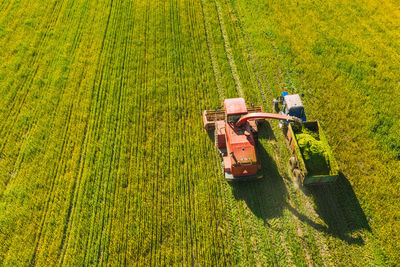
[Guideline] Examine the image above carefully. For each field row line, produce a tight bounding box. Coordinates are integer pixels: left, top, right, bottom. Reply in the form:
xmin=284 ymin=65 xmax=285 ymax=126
xmin=57 ymin=0 xmax=119 ymax=264
xmin=82 ymin=0 xmax=128 ymax=264
xmin=215 ymin=1 xmax=291 ymax=264
xmin=29 ymin=4 xmax=87 ymax=265
xmin=0 ymin=0 xmax=66 ymax=138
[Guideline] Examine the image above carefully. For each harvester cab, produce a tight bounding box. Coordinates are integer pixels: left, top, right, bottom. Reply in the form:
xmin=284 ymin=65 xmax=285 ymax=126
xmin=203 ymin=98 xmax=302 ymax=181
xmin=273 ymin=92 xmax=307 ymax=128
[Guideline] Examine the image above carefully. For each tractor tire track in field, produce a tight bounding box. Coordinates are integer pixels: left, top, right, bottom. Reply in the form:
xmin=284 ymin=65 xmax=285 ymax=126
xmin=232 ymin=7 xmax=329 ymax=267
xmin=202 ymin=0 xmax=286 ymax=264
xmin=175 ymin=2 xmax=191 ymax=264
xmin=214 ymin=0 xmax=244 ymax=98
xmin=209 ymin=1 xmax=285 ymax=264
xmin=213 ymin=0 xmax=331 ymax=265
xmin=200 ymin=0 xmax=251 ymax=262
xmin=122 ymin=1 xmax=144 ymax=264
xmin=82 ymin=0 xmax=126 ymax=264
xmin=188 ymin=0 xmax=218 ymax=262
xmin=127 ymin=1 xmax=151 ymax=265
xmin=29 ymin=22 xmax=86 ymax=267
xmin=264 ymin=28 xmax=379 ymax=266
xmin=200 ymin=0 xmax=224 ymax=101
xmin=0 ymin=0 xmax=72 ymax=197
xmin=27 ymin=1 xmax=94 ymax=264
xmin=92 ymin=0 xmax=127 ymax=263
xmin=0 ymin=1 xmax=94 ymax=264
xmin=128 ymin=1 xmax=161 ymax=264
xmin=156 ymin=1 xmax=173 ymax=265
xmin=102 ymin=0 xmax=133 ymax=263
xmin=55 ymin=5 xmax=101 ymax=257
xmin=121 ymin=0 xmax=141 ymax=264
xmin=262 ymin=18 xmax=384 ymax=263
xmin=150 ymin=2 xmax=162 ymax=264
xmin=0 ymin=0 xmax=387 ymax=265
xmin=225 ymin=1 xmax=273 ymax=109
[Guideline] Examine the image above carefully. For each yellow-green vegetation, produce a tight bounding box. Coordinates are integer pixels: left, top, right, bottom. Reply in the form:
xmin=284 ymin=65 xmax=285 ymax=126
xmin=0 ymin=0 xmax=398 ymax=265
xmin=296 ymin=132 xmax=331 ymax=176
xmin=231 ymin=0 xmax=400 ymax=264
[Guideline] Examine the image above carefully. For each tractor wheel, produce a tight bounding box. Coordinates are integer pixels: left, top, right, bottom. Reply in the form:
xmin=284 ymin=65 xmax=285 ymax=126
xmin=273 ymin=99 xmax=280 ymax=113
xmin=281 ymin=123 xmax=288 ymax=135
xmin=289 ymin=157 xmax=297 ymax=171
xmin=279 ymin=120 xmax=288 ymax=132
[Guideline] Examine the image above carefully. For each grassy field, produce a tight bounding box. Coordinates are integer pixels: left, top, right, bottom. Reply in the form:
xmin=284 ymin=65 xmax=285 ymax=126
xmin=0 ymin=0 xmax=398 ymax=265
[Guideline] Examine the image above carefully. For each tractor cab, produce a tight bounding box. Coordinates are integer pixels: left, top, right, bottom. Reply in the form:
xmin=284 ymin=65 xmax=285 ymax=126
xmin=274 ymin=92 xmax=307 ymax=122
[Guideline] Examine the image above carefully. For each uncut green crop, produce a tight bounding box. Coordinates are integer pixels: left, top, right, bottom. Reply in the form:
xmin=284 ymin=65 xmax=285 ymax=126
xmin=0 ymin=0 xmax=230 ymax=265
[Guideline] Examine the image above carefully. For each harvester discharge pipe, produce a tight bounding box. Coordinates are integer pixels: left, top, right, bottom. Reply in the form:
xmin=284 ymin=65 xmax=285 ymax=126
xmin=235 ymin=112 xmax=302 ymax=127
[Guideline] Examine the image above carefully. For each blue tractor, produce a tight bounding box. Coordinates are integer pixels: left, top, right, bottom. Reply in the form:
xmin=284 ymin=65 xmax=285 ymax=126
xmin=273 ymin=92 xmax=306 ymax=129
xmin=272 ymin=92 xmax=339 ymax=186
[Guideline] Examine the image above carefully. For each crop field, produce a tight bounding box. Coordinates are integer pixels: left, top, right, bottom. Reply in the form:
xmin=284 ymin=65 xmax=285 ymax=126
xmin=0 ymin=0 xmax=399 ymax=265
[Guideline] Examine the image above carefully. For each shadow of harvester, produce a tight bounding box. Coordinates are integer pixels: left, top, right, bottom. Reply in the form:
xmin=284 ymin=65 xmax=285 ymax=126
xmin=229 ymin=121 xmax=289 ymax=220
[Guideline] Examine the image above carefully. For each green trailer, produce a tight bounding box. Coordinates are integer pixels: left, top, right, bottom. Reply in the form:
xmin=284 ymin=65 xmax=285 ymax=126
xmin=285 ymin=121 xmax=339 ymax=186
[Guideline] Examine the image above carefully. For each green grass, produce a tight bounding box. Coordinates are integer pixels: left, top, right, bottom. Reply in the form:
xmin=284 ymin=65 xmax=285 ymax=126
xmin=230 ymin=0 xmax=399 ymax=264
xmin=0 ymin=0 xmax=398 ymax=265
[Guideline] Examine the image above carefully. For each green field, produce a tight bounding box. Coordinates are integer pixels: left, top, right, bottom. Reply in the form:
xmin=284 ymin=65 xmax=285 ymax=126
xmin=0 ymin=0 xmax=399 ymax=265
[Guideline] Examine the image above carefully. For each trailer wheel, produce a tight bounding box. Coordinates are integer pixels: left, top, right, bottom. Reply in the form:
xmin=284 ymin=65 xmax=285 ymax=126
xmin=293 ymin=169 xmax=303 ymax=187
xmin=279 ymin=120 xmax=288 ymax=133
xmin=289 ymin=157 xmax=297 ymax=171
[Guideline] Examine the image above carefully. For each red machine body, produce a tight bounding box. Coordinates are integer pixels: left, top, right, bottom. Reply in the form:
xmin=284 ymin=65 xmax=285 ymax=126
xmin=203 ymin=98 xmax=300 ymax=181
xmin=224 ymin=122 xmax=258 ymax=178
xmin=224 ymin=98 xmax=248 ymax=115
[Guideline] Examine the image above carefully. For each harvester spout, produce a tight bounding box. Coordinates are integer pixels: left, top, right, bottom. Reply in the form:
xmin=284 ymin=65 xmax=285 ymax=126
xmin=235 ymin=112 xmax=302 ymax=127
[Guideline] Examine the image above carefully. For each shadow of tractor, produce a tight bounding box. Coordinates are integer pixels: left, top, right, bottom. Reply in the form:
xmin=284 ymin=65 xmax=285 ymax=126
xmin=308 ymin=173 xmax=370 ymax=244
xmin=226 ymin=122 xmax=370 ymax=245
xmin=285 ymin=172 xmax=370 ymax=245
